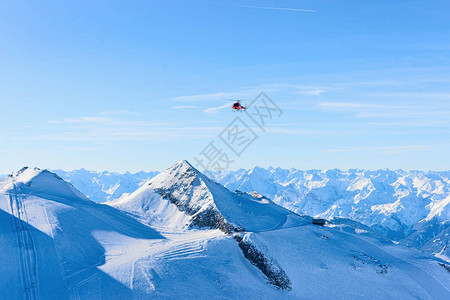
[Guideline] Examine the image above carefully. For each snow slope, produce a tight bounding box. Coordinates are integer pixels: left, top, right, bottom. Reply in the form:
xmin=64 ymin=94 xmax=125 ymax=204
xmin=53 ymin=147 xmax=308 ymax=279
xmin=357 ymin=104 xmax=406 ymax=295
xmin=0 ymin=167 xmax=163 ymax=299
xmin=2 ymin=164 xmax=448 ymax=299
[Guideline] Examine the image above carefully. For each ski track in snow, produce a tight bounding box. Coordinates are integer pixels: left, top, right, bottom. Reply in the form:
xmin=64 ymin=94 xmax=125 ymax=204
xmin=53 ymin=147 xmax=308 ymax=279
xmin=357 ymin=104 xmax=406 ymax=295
xmin=69 ymin=272 xmax=100 ymax=300
xmin=8 ymin=179 xmax=39 ymax=300
xmin=66 ymin=259 xmax=103 ymax=300
xmin=124 ymin=230 xmax=220 ymax=293
xmin=156 ymin=242 xmax=204 ymax=261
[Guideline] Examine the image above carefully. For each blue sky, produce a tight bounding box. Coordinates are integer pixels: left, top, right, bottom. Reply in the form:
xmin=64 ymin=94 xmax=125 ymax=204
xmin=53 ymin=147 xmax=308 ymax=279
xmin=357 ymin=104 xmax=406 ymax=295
xmin=1 ymin=0 xmax=449 ymax=173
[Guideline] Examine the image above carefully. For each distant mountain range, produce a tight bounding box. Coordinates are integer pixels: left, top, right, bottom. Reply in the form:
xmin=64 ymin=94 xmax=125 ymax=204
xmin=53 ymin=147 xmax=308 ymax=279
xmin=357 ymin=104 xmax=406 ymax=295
xmin=211 ymin=167 xmax=450 ymax=259
xmin=53 ymin=168 xmax=159 ymax=203
xmin=53 ymin=167 xmax=449 ymax=260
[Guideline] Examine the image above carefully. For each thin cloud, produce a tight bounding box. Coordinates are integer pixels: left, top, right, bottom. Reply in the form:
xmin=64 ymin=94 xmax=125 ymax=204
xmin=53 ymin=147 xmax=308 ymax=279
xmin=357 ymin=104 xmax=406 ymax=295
xmin=320 ymin=102 xmax=376 ymax=108
xmin=172 ymin=105 xmax=199 ymax=109
xmin=356 ymin=110 xmax=450 ymax=118
xmin=171 ymin=92 xmax=231 ymax=102
xmin=64 ymin=116 xmax=113 ymax=123
xmin=323 ymin=145 xmax=429 ymax=154
xmin=203 ymin=102 xmax=233 ymax=113
xmin=171 ymin=83 xmax=326 ymax=104
xmin=18 ymin=126 xmax=223 ymax=142
xmin=367 ymin=92 xmax=450 ymax=99
xmin=98 ymin=110 xmax=134 ymax=116
xmin=241 ymin=6 xmax=315 ymax=12
xmin=48 ymin=115 xmax=170 ymax=127
xmin=170 ymin=90 xmax=258 ymax=102
xmin=297 ymin=89 xmax=325 ymax=96
xmin=264 ymin=128 xmax=320 ymax=135
xmin=367 ymin=120 xmax=450 ymax=127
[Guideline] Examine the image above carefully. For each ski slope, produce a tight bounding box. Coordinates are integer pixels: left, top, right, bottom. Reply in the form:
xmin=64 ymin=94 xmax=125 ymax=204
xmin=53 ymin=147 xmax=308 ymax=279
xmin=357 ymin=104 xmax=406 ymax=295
xmin=0 ymin=165 xmax=448 ymax=299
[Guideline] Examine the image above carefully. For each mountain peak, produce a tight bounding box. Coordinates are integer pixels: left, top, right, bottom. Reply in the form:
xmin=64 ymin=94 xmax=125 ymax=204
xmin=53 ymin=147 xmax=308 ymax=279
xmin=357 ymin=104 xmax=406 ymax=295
xmin=177 ymin=159 xmax=194 ymax=167
xmin=14 ymin=166 xmax=42 ymax=182
xmin=9 ymin=167 xmax=88 ymax=201
xmin=112 ymin=160 xmax=307 ymax=233
xmin=170 ymin=160 xmax=198 ymax=173
xmin=148 ymin=159 xmax=206 ymax=190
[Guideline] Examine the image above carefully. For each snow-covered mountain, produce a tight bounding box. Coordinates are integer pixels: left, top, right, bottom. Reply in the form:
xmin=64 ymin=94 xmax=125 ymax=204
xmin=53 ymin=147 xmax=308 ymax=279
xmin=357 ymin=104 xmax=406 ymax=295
xmin=53 ymin=168 xmax=159 ymax=203
xmin=109 ymin=161 xmax=308 ymax=234
xmin=0 ymin=167 xmax=164 ymax=299
xmin=211 ymin=167 xmax=450 ymax=259
xmin=1 ymin=163 xmax=448 ymax=299
xmin=54 ymin=166 xmax=449 ymax=259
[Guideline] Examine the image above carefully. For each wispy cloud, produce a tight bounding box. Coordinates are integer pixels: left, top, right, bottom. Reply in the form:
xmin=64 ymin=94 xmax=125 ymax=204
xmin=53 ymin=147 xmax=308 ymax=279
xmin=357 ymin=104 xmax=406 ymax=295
xmin=48 ymin=115 xmax=169 ymax=127
xmin=98 ymin=110 xmax=134 ymax=116
xmin=64 ymin=116 xmax=113 ymax=123
xmin=170 ymin=89 xmax=261 ymax=102
xmin=323 ymin=145 xmax=429 ymax=154
xmin=264 ymin=128 xmax=320 ymax=135
xmin=319 ymin=102 xmax=375 ymax=108
xmin=241 ymin=6 xmax=315 ymax=13
xmin=366 ymin=92 xmax=450 ymax=99
xmin=170 ymin=83 xmax=327 ymax=106
xmin=171 ymin=92 xmax=236 ymax=102
xmin=18 ymin=126 xmax=223 ymax=142
xmin=171 ymin=105 xmax=199 ymax=109
xmin=249 ymin=83 xmax=327 ymax=95
xmin=50 ymin=111 xmax=137 ymax=123
xmin=297 ymin=89 xmax=325 ymax=96
xmin=319 ymin=102 xmax=450 ymax=127
xmin=40 ymin=111 xmax=224 ymax=143
xmin=47 ymin=116 xmax=113 ymax=124
xmin=203 ymin=102 xmax=233 ymax=113
xmin=356 ymin=110 xmax=450 ymax=118
xmin=367 ymin=120 xmax=450 ymax=127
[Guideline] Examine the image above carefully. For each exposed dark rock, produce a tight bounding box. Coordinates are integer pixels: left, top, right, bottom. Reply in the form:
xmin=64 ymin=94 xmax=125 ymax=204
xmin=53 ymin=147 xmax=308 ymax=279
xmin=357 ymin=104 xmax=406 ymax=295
xmin=312 ymin=218 xmax=326 ymax=226
xmin=189 ymin=206 xmax=244 ymax=234
xmin=439 ymin=263 xmax=450 ymax=273
xmin=153 ymin=186 xmax=244 ymax=234
xmin=377 ymin=264 xmax=388 ymax=274
xmin=233 ymin=235 xmax=292 ymax=290
xmin=352 ymin=253 xmax=389 ymax=274
xmin=17 ymin=166 xmax=29 ymax=174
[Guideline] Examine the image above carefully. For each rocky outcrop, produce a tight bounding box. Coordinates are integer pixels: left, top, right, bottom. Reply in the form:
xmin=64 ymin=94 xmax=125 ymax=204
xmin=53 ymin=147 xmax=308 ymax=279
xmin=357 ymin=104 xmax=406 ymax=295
xmin=234 ymin=234 xmax=291 ymax=290
xmin=153 ymin=186 xmax=244 ymax=233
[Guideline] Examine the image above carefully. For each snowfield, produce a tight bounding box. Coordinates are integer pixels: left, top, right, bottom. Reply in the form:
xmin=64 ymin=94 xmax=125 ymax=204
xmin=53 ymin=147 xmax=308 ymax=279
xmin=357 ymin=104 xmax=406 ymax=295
xmin=1 ymin=162 xmax=448 ymax=299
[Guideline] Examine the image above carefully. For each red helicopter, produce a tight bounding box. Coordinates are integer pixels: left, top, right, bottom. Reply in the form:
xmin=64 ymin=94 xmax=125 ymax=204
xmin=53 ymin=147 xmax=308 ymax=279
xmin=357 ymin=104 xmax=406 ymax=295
xmin=232 ymin=100 xmax=247 ymax=111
